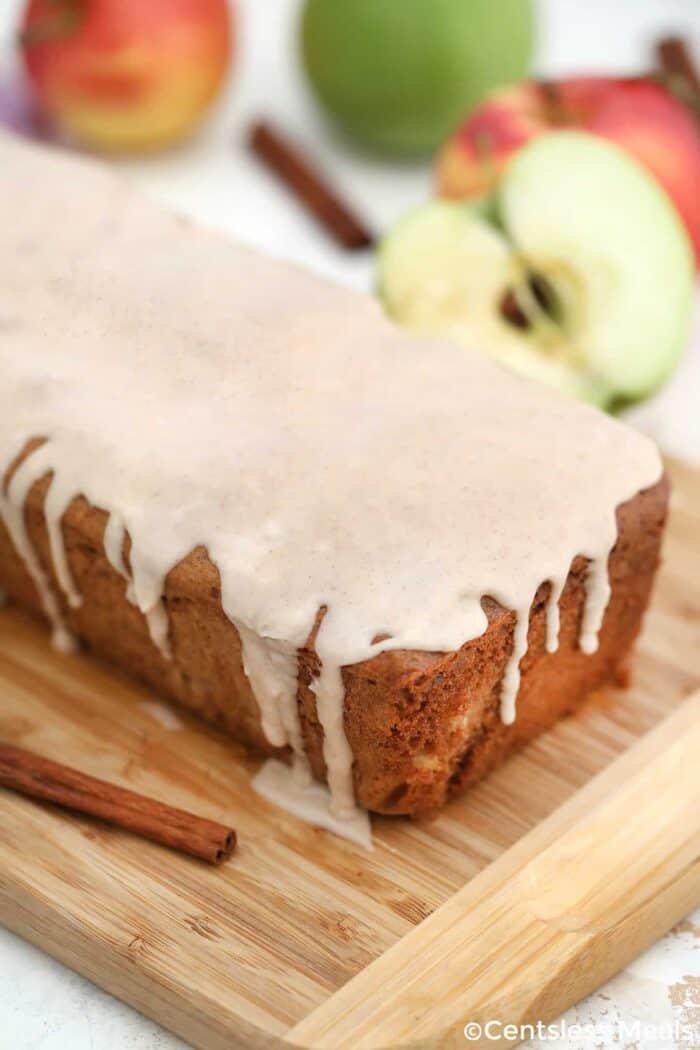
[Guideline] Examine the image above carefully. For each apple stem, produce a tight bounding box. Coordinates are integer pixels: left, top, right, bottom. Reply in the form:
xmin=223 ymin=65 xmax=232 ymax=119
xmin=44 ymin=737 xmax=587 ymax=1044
xmin=659 ymin=73 xmax=700 ymax=123
xmin=538 ymin=81 xmax=573 ymax=127
xmin=19 ymin=0 xmax=85 ymax=49
xmin=657 ymin=37 xmax=700 ymax=126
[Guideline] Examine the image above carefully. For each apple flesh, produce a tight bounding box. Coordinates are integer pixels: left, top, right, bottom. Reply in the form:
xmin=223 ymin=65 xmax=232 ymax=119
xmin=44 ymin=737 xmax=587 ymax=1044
xmin=20 ymin=0 xmax=232 ymax=153
xmin=301 ymin=0 xmax=535 ymax=156
xmin=380 ymin=132 xmax=695 ymax=407
xmin=378 ymin=198 xmax=608 ymax=405
xmin=437 ymin=77 xmax=700 ymax=266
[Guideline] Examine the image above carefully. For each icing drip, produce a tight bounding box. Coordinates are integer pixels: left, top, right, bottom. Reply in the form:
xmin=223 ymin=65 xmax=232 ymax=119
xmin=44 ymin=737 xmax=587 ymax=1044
xmin=44 ymin=473 xmax=83 ymax=610
xmin=236 ymin=622 xmax=310 ymax=782
xmin=545 ymin=579 xmax=565 ymax=654
xmin=140 ymin=699 xmax=183 ymax=731
xmin=103 ymin=511 xmax=129 ymax=577
xmin=499 ymin=608 xmax=531 ymax=725
xmin=580 ymin=556 xmax=613 ymax=655
xmin=252 ymin=759 xmax=372 ymax=849
xmin=0 ymin=470 xmax=76 ymax=654
xmin=0 ymin=132 xmax=664 ymax=821
xmin=313 ymin=663 xmax=356 ymax=818
xmin=144 ymin=603 xmax=171 ymax=660
xmin=102 ymin=510 xmax=171 ymax=659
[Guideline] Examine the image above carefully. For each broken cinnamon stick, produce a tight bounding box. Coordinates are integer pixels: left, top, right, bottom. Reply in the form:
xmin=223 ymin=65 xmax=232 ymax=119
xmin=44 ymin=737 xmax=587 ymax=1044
xmin=0 ymin=743 xmax=236 ymax=864
xmin=248 ymin=120 xmax=374 ymax=251
xmin=657 ymin=36 xmax=700 ymax=118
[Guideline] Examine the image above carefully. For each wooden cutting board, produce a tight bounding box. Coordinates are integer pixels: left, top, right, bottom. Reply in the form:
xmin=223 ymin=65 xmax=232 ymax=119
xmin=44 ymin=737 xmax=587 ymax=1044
xmin=0 ymin=459 xmax=699 ymax=1050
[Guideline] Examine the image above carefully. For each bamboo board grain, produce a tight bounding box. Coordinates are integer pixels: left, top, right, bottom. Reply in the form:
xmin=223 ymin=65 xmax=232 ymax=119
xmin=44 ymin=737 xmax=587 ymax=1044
xmin=0 ymin=459 xmax=699 ymax=1050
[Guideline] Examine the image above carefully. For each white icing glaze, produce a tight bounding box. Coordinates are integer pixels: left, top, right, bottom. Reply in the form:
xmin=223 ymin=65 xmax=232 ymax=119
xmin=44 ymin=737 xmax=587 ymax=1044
xmin=580 ymin=555 xmax=613 ymax=654
xmin=144 ymin=603 xmax=171 ymax=660
xmin=103 ymin=511 xmax=129 ymax=578
xmin=545 ymin=579 xmax=565 ymax=654
xmin=0 ymin=132 xmax=663 ymax=820
xmin=45 ymin=475 xmax=83 ymax=610
xmin=139 ymin=699 xmax=184 ymax=731
xmin=252 ymin=759 xmax=373 ymax=849
xmin=236 ymin=622 xmax=309 ymax=777
xmin=499 ymin=609 xmax=531 ymax=725
xmin=102 ymin=506 xmax=170 ymax=656
xmin=0 ymin=456 xmax=76 ymax=653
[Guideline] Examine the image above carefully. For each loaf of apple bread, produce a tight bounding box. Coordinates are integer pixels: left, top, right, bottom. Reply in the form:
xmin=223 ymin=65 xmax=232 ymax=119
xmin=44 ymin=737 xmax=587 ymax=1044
xmin=0 ymin=461 xmax=667 ymax=814
xmin=0 ymin=130 xmax=668 ymax=817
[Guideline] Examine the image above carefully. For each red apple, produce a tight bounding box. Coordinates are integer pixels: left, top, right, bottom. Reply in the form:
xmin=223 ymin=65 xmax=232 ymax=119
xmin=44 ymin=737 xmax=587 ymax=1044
xmin=20 ymin=0 xmax=232 ymax=153
xmin=437 ymin=77 xmax=700 ymax=265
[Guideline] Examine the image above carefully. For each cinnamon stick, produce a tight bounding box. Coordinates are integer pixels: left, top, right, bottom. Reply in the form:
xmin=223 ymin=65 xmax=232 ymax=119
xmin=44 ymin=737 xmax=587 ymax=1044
xmin=248 ymin=120 xmax=374 ymax=251
xmin=0 ymin=743 xmax=236 ymax=865
xmin=657 ymin=36 xmax=700 ymax=118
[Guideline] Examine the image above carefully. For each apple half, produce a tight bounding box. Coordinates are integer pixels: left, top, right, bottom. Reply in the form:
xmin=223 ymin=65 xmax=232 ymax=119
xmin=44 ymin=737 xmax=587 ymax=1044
xmin=379 ymin=131 xmax=695 ymax=407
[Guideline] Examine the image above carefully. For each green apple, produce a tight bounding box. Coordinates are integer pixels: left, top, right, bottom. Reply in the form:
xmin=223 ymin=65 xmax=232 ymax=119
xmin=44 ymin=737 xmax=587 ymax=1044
xmin=300 ymin=0 xmax=535 ymax=156
xmin=378 ymin=132 xmax=695 ymax=407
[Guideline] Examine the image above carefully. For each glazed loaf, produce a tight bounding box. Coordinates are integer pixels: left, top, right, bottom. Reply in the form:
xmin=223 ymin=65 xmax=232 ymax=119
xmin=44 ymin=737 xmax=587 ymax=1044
xmin=0 ymin=452 xmax=668 ymax=815
xmin=0 ymin=131 xmax=668 ymax=818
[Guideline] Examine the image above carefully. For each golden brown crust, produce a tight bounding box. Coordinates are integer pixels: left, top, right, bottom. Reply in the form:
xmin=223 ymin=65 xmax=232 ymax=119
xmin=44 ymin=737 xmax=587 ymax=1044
xmin=0 ymin=462 xmax=668 ymax=815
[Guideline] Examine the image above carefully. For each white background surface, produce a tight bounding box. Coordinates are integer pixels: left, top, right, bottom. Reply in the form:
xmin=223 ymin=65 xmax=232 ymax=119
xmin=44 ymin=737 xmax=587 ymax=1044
xmin=1 ymin=1 xmax=699 ymax=1047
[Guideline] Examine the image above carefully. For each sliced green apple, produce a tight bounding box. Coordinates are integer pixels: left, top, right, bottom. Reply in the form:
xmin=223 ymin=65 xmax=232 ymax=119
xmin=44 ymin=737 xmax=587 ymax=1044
xmin=377 ymin=199 xmax=521 ymax=340
xmin=501 ymin=131 xmax=694 ymax=400
xmin=378 ymin=131 xmax=695 ymax=407
xmin=378 ymin=197 xmax=609 ymax=405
